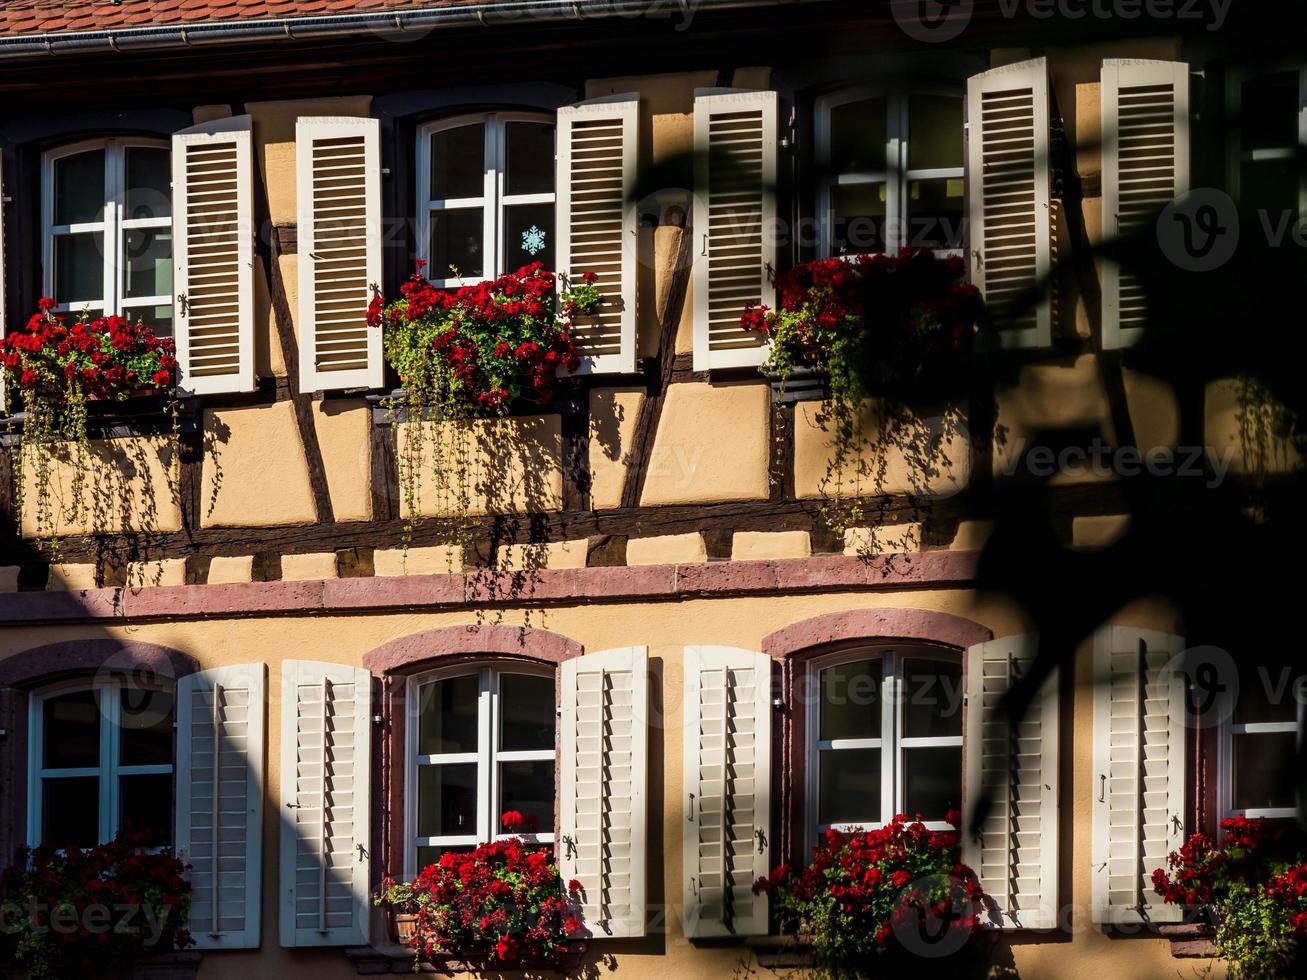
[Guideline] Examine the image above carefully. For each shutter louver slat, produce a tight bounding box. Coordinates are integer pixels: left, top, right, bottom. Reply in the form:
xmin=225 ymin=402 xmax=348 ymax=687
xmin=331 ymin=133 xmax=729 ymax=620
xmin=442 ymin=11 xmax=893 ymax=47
xmin=175 ymin=664 xmax=266 ymax=949
xmin=1102 ymin=60 xmax=1189 ymax=349
xmin=556 ymin=96 xmax=638 ymax=374
xmin=1092 ymin=627 xmax=1186 ymax=924
xmin=682 ymin=646 xmax=771 ymax=938
xmin=560 ymin=647 xmax=649 ymax=938
xmin=297 ymin=117 xmax=383 ymax=392
xmin=965 ymin=60 xmax=1053 ymax=349
xmin=280 ymin=660 xmax=372 ymax=947
xmin=172 ymin=115 xmax=256 ymax=394
xmin=964 ymin=637 xmax=1059 ymax=930
xmin=692 ymin=91 xmax=778 ymax=371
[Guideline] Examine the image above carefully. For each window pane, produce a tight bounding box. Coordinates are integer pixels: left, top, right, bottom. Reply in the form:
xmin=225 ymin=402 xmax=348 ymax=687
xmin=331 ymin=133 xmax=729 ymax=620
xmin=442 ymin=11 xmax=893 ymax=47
xmin=1233 ymin=731 xmax=1296 ymax=811
xmin=54 ymin=149 xmax=106 ymax=225
xmin=54 ymin=232 xmax=105 ymax=305
xmin=429 ymin=207 xmax=484 ymax=279
xmin=819 ymin=660 xmax=881 ymax=740
xmin=499 ymin=760 xmax=555 ymax=833
xmin=120 ymin=773 xmax=173 ymax=845
xmin=1239 ymin=158 xmax=1299 ymax=220
xmin=907 ymin=178 xmax=965 ymax=250
xmin=43 ymin=777 xmax=99 ymax=848
xmin=505 ymin=121 xmax=555 ymax=196
xmin=903 ymin=746 xmax=962 ymax=820
xmin=902 ymin=659 xmax=963 ymax=738
xmin=126 ymin=304 xmax=174 ymax=338
xmin=908 ymin=94 xmax=963 ymax=171
xmin=417 ymin=763 xmax=477 ymax=837
xmin=43 ymin=690 xmax=100 ymax=769
xmin=125 ymin=147 xmax=171 ymax=220
xmin=430 ymin=123 xmax=485 ymax=200
xmin=1240 ymin=72 xmax=1299 ymax=151
xmin=499 ymin=674 xmax=554 ymax=751
xmin=1234 ymin=664 xmax=1304 ymax=725
xmin=416 ymin=844 xmax=471 ymax=871
xmin=123 ymin=228 xmax=172 ymax=299
xmin=819 ymin=747 xmax=880 ymax=825
xmin=503 ymin=203 xmax=555 ymax=272
xmin=828 ymin=99 xmax=886 ymax=173
xmin=830 ymin=184 xmax=886 ymax=254
xmin=120 ymin=688 xmax=174 ymax=766
xmin=418 ymin=674 xmax=479 ymax=755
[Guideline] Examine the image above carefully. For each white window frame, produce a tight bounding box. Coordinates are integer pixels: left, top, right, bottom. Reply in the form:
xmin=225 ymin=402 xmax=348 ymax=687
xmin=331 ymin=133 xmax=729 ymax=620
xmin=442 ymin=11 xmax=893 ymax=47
xmin=416 ymin=113 xmax=556 ymax=289
xmin=1224 ymin=64 xmax=1307 ymax=217
xmin=27 ymin=678 xmax=174 ymax=848
xmin=404 ymin=662 xmax=556 ymax=876
xmin=41 ymin=138 xmax=173 ymax=324
xmin=1216 ymin=668 xmax=1306 ymax=822
xmin=805 ymin=646 xmax=963 ymax=839
xmin=814 ymin=84 xmax=964 ymax=259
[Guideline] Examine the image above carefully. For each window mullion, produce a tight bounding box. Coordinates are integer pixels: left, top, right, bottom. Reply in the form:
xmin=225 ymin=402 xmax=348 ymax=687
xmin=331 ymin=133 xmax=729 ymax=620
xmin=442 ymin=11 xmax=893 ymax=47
xmin=887 ymin=96 xmax=907 ymax=253
xmin=104 ymin=141 xmax=123 ymax=316
xmin=485 ymin=116 xmax=501 ymax=279
xmin=477 ymin=668 xmax=493 ymax=844
xmin=100 ymin=685 xmax=118 ymax=843
xmin=882 ymin=653 xmax=898 ymax=825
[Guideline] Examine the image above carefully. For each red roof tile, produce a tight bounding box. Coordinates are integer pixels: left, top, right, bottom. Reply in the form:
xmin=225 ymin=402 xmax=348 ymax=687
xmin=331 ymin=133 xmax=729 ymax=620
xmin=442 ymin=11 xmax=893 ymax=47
xmin=0 ymin=1 xmax=479 ymax=40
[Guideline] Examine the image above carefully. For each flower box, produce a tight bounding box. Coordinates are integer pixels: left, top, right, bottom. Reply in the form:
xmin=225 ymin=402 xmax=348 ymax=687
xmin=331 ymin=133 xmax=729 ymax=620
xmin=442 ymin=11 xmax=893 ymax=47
xmin=764 ymin=364 xmax=828 ymax=404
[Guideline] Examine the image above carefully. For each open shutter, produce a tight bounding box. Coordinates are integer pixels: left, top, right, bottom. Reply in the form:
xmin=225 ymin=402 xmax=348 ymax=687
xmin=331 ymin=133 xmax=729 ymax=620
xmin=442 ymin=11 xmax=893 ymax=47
xmin=1101 ymin=60 xmax=1189 ymax=350
xmin=556 ymin=96 xmax=639 ymax=374
xmin=279 ymin=660 xmax=372 ymax=947
xmin=966 ymin=59 xmax=1052 ymax=349
xmin=692 ymin=90 xmax=777 ymax=371
xmin=176 ymin=664 xmax=266 ymax=949
xmin=963 ymin=636 xmax=1059 ymax=930
xmin=682 ymin=646 xmax=772 ymax=938
xmin=172 ymin=114 xmax=255 ymax=394
xmin=559 ymin=646 xmax=648 ymax=938
xmin=1091 ymin=627 xmax=1186 ymax=924
xmin=296 ymin=117 xmax=384 ymax=392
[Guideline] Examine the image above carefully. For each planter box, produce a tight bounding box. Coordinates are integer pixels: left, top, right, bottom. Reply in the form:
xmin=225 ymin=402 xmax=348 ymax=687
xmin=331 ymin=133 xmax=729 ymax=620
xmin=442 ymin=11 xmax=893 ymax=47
xmin=0 ymin=395 xmax=200 ymax=448
xmin=765 ymin=365 xmax=827 ymax=404
xmin=368 ymin=388 xmax=581 ymax=428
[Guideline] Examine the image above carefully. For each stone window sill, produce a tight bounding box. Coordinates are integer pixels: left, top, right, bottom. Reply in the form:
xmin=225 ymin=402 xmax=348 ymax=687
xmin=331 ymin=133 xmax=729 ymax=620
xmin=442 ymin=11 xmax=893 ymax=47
xmin=1158 ymin=923 xmax=1217 ymax=958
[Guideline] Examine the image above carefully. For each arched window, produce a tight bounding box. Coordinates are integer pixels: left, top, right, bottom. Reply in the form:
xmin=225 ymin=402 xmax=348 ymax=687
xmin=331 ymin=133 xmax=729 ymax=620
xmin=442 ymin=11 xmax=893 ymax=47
xmin=814 ymin=86 xmax=964 ymax=257
xmin=806 ymin=646 xmax=962 ymax=836
xmin=405 ymin=662 xmax=555 ymax=874
xmin=416 ymin=113 xmax=556 ymax=287
xmin=41 ymin=138 xmax=174 ymax=334
xmin=28 ymin=679 xmax=175 ymax=849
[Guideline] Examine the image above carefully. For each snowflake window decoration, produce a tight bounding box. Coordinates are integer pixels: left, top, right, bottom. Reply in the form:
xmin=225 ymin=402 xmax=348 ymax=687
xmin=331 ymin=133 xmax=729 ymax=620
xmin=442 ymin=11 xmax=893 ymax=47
xmin=521 ymin=225 xmax=547 ymax=256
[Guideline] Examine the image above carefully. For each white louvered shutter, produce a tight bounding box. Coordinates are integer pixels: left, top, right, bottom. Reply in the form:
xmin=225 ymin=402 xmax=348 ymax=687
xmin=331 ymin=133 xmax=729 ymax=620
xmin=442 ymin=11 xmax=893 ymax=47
xmin=692 ymin=90 xmax=777 ymax=371
xmin=556 ymin=96 xmax=639 ymax=374
xmin=175 ymin=664 xmax=266 ymax=949
xmin=963 ymin=637 xmax=1059 ymax=930
xmin=559 ymin=646 xmax=649 ymax=938
xmin=966 ymin=59 xmax=1052 ymax=349
xmin=296 ymin=117 xmax=384 ymax=392
xmin=279 ymin=660 xmax=372 ymax=947
xmin=1091 ymin=627 xmax=1186 ymax=924
xmin=172 ymin=115 xmax=256 ymax=394
xmin=1101 ymin=60 xmax=1189 ymax=350
xmin=681 ymin=646 xmax=772 ymax=938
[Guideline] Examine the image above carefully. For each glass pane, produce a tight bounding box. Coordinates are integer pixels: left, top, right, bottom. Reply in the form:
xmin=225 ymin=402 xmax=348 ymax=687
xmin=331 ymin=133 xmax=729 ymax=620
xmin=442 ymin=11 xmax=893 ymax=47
xmin=119 ymin=773 xmax=173 ymax=845
xmin=907 ymin=177 xmax=965 ymax=250
xmin=902 ymin=658 xmax=963 ymax=738
xmin=505 ymin=121 xmax=555 ymax=196
xmin=499 ymin=760 xmax=555 ymax=833
xmin=124 ymin=147 xmax=172 ymax=220
xmin=908 ymin=94 xmax=963 ymax=171
xmin=429 ymin=207 xmax=484 ymax=279
xmin=828 ymin=98 xmax=886 ymax=173
xmin=819 ymin=660 xmax=881 ymax=740
xmin=123 ymin=228 xmax=172 ymax=299
xmin=1239 ymin=158 xmax=1299 ymax=218
xmin=43 ymin=777 xmax=100 ymax=848
xmin=119 ymin=688 xmax=174 ymax=766
xmin=43 ymin=690 xmax=100 ymax=769
xmin=499 ymin=674 xmax=554 ymax=751
xmin=1233 ymin=732 xmax=1296 ymax=810
xmin=818 ymin=747 xmax=880 ymax=826
xmin=417 ymin=763 xmax=477 ymax=837
xmin=418 ymin=674 xmax=479 ymax=755
xmin=430 ymin=123 xmax=486 ymax=200
xmin=54 ymin=232 xmax=105 ymax=305
xmin=830 ymin=184 xmax=886 ymax=254
xmin=54 ymin=149 xmax=106 ymax=225
xmin=503 ymin=203 xmax=555 ymax=272
xmin=126 ymin=304 xmax=174 ymax=338
xmin=1234 ymin=665 xmax=1304 ymax=725
xmin=1240 ymin=72 xmax=1299 ymax=151
xmin=416 ymin=844 xmax=471 ymax=871
xmin=903 ymin=746 xmax=963 ymax=820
